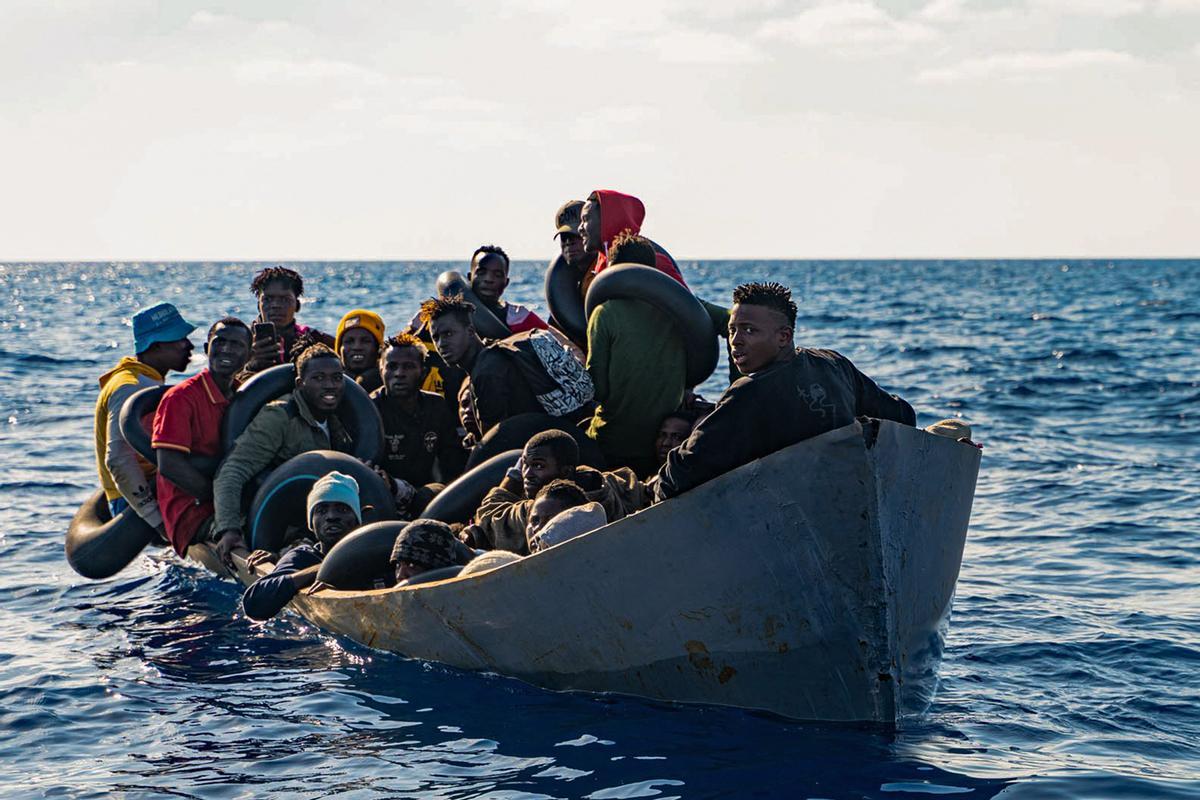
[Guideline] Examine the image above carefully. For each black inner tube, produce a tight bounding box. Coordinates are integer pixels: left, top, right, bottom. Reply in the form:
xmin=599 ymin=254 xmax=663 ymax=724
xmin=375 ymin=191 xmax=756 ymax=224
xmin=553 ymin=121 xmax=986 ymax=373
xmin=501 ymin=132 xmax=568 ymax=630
xmin=220 ymin=363 xmax=384 ymax=463
xmin=246 ymin=450 xmax=397 ymax=552
xmin=544 ymin=240 xmax=680 ymax=348
xmin=435 ymin=270 xmax=510 ymax=340
xmin=120 ymin=385 xmax=220 ymax=477
xmin=316 ymin=520 xmax=406 ymax=589
xmin=422 ymin=448 xmax=521 ymax=525
xmin=544 ymin=255 xmax=587 ymax=345
xmin=65 ymin=489 xmax=158 ymax=580
xmin=316 ymin=521 xmax=475 ymax=590
xmin=584 ymin=264 xmax=719 ymax=388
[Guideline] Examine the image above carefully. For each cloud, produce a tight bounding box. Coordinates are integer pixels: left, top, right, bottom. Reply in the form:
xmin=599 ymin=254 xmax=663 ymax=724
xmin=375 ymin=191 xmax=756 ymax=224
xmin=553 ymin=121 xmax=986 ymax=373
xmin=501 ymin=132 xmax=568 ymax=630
xmin=917 ymin=0 xmax=969 ymax=22
xmin=654 ymin=30 xmax=765 ymax=63
xmin=570 ymin=105 xmax=661 ymax=142
xmin=757 ymin=2 xmax=939 ymax=53
xmin=186 ymin=10 xmax=235 ymax=30
xmin=1027 ymin=0 xmax=1148 ymax=17
xmin=1157 ymin=0 xmax=1200 ymax=12
xmin=234 ymin=58 xmax=386 ymax=86
xmin=916 ymin=49 xmax=1139 ymax=83
xmin=915 ymin=0 xmax=1017 ymax=23
xmin=544 ymin=14 xmax=762 ymax=64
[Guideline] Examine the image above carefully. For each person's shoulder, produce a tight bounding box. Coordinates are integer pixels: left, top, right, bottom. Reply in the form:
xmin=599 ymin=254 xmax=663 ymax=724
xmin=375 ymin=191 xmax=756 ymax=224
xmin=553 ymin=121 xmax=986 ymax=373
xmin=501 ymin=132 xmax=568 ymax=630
xmin=504 ymin=300 xmax=531 ymax=319
xmin=798 ymin=347 xmax=850 ymax=364
xmin=257 ymin=394 xmax=295 ymax=419
xmin=416 ymin=390 xmax=446 ymax=409
xmin=725 ymin=371 xmax=766 ymax=396
xmin=600 ymin=465 xmax=639 ymax=485
xmin=474 ymin=343 xmax=510 ymax=368
xmin=285 ymin=542 xmax=322 ymax=561
xmin=302 ymin=326 xmax=334 ymax=345
xmin=796 ymin=348 xmax=861 ymax=379
xmin=158 ymin=373 xmax=205 ymax=416
xmin=574 ymin=465 xmax=606 ymax=491
xmin=165 ymin=370 xmax=208 ymax=398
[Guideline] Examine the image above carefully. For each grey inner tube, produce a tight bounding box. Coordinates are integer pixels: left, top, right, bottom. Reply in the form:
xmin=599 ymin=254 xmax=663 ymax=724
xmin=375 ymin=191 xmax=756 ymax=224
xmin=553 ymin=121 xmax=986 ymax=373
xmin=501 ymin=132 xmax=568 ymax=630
xmin=422 ymin=448 xmax=521 ymax=525
xmin=544 ymin=240 xmax=680 ymax=347
xmin=120 ymin=385 xmax=220 ymax=477
xmin=65 ymin=490 xmax=158 ymax=580
xmin=585 ymin=264 xmax=719 ymax=388
xmin=317 ymin=522 xmax=475 ymax=590
xmin=435 ymin=270 xmax=510 ymax=340
xmin=247 ymin=450 xmax=397 ymax=552
xmin=466 ymin=412 xmax=605 ymax=471
xmin=221 ymin=363 xmax=384 ymax=463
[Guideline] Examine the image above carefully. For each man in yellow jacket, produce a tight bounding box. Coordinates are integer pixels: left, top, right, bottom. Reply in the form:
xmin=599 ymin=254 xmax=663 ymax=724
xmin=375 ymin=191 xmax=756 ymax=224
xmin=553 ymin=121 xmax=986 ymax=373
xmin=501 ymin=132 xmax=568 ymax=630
xmin=94 ymin=302 xmax=196 ymax=531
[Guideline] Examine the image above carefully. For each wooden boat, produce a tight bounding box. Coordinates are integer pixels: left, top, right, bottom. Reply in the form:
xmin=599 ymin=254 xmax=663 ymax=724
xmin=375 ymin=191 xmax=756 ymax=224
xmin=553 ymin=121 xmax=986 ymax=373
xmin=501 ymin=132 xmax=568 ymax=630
xmin=193 ymin=419 xmax=981 ymax=724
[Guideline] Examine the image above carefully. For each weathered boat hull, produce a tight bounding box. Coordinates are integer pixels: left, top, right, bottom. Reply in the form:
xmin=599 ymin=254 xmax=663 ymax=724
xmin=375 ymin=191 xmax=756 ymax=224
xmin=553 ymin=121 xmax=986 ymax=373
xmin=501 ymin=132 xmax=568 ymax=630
xmin=203 ymin=419 xmax=980 ymax=724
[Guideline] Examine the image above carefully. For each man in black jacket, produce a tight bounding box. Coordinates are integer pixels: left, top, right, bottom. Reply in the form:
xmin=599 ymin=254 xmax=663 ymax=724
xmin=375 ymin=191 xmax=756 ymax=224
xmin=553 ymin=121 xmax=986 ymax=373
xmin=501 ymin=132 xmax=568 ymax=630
xmin=655 ymin=282 xmax=915 ymax=502
xmin=421 ymin=295 xmax=593 ymax=437
xmin=370 ymin=332 xmax=467 ymax=495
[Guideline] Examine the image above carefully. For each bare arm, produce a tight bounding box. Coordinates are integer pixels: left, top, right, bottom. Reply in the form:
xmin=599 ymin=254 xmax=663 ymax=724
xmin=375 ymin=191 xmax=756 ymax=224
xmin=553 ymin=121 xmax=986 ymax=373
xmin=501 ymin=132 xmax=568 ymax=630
xmin=156 ymin=448 xmax=212 ymax=501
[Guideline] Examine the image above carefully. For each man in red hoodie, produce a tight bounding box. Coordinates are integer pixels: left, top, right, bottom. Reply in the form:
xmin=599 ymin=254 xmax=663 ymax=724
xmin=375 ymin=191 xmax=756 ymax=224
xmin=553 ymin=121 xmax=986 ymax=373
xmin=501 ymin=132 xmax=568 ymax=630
xmin=577 ymin=190 xmax=686 ymax=291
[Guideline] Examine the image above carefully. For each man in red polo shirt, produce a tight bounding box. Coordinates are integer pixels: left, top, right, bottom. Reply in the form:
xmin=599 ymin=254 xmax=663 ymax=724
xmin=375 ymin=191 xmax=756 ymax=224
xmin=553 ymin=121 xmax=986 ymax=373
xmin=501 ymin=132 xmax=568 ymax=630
xmin=151 ymin=317 xmax=252 ymax=558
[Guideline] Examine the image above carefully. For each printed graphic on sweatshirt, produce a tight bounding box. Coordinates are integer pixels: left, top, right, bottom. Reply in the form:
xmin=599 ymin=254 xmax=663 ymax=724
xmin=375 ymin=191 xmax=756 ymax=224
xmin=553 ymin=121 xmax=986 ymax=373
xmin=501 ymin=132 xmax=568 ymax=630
xmin=529 ymin=330 xmax=594 ymax=416
xmin=798 ymin=382 xmax=836 ymax=420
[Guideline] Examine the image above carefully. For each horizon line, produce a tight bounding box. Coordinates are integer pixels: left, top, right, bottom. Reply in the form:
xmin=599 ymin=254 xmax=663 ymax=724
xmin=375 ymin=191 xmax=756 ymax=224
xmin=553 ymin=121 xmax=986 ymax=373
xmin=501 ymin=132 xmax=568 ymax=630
xmin=3 ymin=256 xmax=1198 ymax=265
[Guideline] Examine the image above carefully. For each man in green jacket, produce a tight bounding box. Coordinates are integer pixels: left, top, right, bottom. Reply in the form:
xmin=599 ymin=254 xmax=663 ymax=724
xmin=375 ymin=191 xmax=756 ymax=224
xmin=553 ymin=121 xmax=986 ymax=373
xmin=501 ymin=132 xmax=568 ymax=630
xmin=471 ymin=430 xmax=647 ymax=554
xmin=210 ymin=344 xmax=354 ymax=566
xmin=585 ymin=233 xmax=688 ymax=477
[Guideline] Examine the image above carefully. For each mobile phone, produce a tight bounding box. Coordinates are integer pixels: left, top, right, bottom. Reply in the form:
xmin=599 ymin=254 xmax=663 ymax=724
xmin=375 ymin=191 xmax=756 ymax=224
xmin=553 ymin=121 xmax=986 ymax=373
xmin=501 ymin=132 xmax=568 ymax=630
xmin=253 ymin=321 xmax=276 ymax=343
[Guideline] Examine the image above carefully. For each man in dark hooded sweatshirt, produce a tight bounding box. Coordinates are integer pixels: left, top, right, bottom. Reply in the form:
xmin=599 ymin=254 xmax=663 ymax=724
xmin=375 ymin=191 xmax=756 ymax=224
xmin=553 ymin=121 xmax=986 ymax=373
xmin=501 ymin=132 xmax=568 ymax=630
xmin=577 ymin=189 xmax=686 ymax=297
xmin=422 ymin=295 xmax=593 ymax=437
xmin=655 ymin=282 xmax=916 ymax=501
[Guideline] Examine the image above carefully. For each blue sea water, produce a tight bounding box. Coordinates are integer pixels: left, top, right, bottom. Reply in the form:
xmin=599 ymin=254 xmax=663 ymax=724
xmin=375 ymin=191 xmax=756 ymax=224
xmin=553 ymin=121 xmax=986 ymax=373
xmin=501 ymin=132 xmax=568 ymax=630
xmin=0 ymin=259 xmax=1196 ymax=799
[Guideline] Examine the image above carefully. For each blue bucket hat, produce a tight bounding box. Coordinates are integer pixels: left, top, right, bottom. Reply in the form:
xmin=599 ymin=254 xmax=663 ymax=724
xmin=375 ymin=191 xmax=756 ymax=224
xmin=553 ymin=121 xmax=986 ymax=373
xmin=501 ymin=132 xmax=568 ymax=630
xmin=132 ymin=302 xmax=196 ymax=354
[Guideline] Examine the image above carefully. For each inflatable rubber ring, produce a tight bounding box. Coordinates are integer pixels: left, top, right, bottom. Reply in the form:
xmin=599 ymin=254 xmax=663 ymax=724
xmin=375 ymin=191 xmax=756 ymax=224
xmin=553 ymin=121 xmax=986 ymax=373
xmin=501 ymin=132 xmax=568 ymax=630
xmin=398 ymin=564 xmax=464 ymax=587
xmin=585 ymin=264 xmax=719 ymax=388
xmin=466 ymin=412 xmax=605 ymax=471
xmin=544 ymin=240 xmax=680 ymax=347
xmin=220 ymin=363 xmax=384 ymax=463
xmin=316 ymin=521 xmax=475 ymax=590
xmin=316 ymin=520 xmax=406 ymax=590
xmin=65 ymin=489 xmax=158 ymax=580
xmin=422 ymin=448 xmax=521 ymax=525
xmin=247 ymin=450 xmax=397 ymax=552
xmin=120 ymin=385 xmax=220 ymax=477
xmin=544 ymin=255 xmax=588 ymax=345
xmin=435 ymin=270 xmax=510 ymax=341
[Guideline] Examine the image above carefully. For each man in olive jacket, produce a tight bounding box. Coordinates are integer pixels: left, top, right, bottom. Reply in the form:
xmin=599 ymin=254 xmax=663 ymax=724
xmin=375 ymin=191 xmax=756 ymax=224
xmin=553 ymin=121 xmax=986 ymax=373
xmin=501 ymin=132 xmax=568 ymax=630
xmin=210 ymin=344 xmax=354 ymax=565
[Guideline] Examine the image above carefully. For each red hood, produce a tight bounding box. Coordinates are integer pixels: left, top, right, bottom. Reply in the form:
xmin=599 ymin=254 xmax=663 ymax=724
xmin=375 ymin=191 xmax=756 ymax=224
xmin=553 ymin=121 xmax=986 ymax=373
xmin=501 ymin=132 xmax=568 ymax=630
xmin=593 ymin=189 xmax=646 ymax=246
xmin=589 ymin=189 xmax=686 ymax=287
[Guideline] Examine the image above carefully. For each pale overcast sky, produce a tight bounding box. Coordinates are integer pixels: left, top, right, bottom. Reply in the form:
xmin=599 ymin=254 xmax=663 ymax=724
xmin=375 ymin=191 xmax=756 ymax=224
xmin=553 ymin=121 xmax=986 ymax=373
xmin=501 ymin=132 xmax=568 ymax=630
xmin=1 ymin=0 xmax=1197 ymax=260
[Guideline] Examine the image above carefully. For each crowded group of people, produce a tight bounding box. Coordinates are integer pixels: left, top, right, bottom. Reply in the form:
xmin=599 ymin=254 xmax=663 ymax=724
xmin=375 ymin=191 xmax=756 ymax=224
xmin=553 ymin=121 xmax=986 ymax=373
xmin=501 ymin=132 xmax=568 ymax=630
xmin=92 ymin=189 xmax=923 ymax=620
